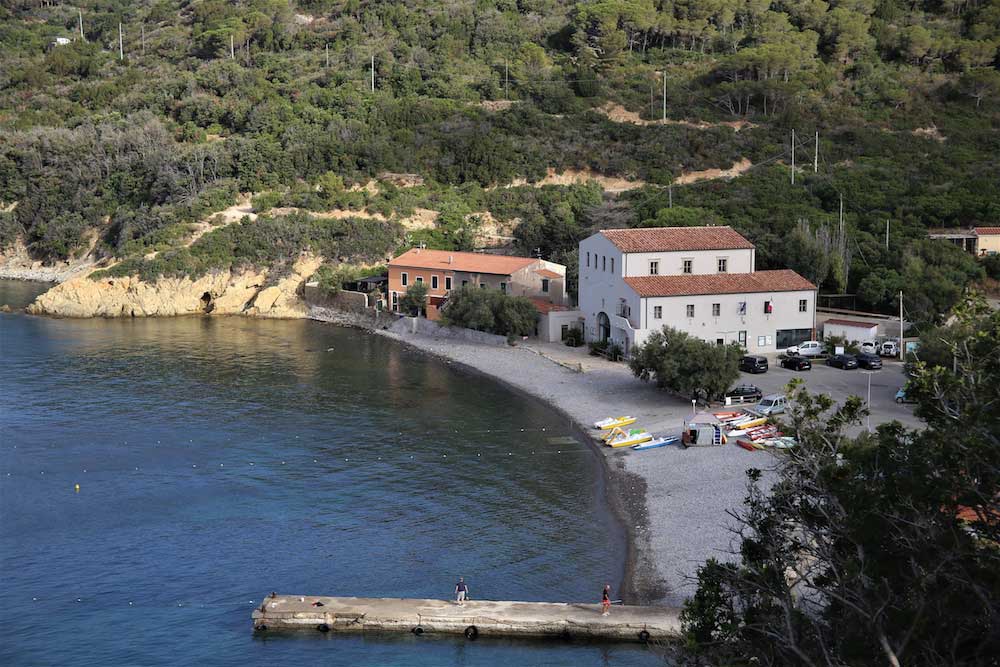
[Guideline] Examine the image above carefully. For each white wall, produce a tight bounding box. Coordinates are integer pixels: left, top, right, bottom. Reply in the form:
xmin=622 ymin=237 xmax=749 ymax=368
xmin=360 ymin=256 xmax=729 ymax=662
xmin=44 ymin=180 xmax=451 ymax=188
xmin=579 ymin=233 xmax=627 ymax=342
xmin=637 ymin=289 xmax=816 ymax=353
xmin=538 ymin=310 xmax=583 ymax=343
xmin=622 ymin=248 xmax=754 ymax=277
xmin=822 ymin=322 xmax=877 ymax=343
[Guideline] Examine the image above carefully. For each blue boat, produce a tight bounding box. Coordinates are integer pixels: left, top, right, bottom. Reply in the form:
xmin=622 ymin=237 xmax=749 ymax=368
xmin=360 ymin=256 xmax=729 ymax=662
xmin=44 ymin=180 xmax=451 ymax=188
xmin=631 ymin=435 xmax=680 ymax=451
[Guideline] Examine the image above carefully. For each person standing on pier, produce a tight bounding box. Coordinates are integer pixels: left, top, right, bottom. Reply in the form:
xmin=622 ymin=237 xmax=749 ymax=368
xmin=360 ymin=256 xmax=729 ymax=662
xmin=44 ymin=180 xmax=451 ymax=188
xmin=601 ymin=584 xmax=611 ymax=616
xmin=455 ymin=577 xmax=469 ymax=605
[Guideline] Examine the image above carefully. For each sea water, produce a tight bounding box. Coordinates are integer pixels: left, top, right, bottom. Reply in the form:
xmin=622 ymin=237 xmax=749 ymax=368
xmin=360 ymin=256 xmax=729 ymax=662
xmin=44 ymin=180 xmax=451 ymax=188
xmin=0 ymin=280 xmax=663 ymax=666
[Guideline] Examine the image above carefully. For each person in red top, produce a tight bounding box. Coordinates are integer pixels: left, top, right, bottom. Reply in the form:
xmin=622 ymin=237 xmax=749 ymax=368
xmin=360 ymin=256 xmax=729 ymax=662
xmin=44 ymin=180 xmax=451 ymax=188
xmin=601 ymin=584 xmax=611 ymax=616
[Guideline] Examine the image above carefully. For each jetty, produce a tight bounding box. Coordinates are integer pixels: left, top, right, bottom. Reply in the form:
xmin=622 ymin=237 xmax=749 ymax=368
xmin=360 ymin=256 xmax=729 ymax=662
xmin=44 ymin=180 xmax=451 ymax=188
xmin=252 ymin=595 xmax=682 ymax=643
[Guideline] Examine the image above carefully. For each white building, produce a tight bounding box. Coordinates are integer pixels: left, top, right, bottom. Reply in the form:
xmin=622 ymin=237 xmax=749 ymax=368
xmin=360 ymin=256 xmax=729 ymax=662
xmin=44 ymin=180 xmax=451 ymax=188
xmin=578 ymin=226 xmax=817 ymax=355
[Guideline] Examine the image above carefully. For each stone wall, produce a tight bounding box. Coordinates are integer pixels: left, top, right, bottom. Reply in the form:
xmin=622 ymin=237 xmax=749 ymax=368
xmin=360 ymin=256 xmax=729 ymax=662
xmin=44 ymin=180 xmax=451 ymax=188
xmin=388 ymin=316 xmax=509 ymax=346
xmin=303 ymin=285 xmax=370 ymax=313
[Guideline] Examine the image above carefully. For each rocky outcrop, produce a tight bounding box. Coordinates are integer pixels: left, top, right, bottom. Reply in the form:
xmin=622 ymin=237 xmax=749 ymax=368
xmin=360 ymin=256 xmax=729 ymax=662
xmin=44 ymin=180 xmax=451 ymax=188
xmin=26 ymin=256 xmax=322 ymax=319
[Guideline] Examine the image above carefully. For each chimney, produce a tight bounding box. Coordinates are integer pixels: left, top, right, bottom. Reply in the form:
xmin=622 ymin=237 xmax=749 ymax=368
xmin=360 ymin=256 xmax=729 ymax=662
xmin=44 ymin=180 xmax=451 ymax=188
xmin=448 ymin=255 xmax=453 ymax=264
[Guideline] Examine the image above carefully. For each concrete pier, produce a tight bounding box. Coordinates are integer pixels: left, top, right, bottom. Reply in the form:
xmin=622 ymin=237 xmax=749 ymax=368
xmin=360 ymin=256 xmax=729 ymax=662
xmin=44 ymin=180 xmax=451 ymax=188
xmin=252 ymin=595 xmax=682 ymax=643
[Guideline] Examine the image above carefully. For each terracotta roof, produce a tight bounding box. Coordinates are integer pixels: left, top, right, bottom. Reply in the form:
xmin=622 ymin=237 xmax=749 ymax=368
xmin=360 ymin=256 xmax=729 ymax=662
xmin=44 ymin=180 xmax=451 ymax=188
xmin=624 ymin=270 xmax=815 ymax=297
xmin=535 ymin=268 xmax=562 ymax=279
xmin=390 ymin=248 xmax=537 ymax=275
xmin=974 ymin=227 xmax=1000 ymax=236
xmin=824 ymin=318 xmax=878 ymax=329
xmin=601 ymin=226 xmax=754 ymax=253
xmin=528 ymin=297 xmax=572 ymax=314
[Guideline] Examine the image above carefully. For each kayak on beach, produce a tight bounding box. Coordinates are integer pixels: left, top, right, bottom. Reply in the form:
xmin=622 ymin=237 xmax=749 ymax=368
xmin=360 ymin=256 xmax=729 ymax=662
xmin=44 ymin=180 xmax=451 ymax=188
xmin=632 ymin=435 xmax=680 ymax=451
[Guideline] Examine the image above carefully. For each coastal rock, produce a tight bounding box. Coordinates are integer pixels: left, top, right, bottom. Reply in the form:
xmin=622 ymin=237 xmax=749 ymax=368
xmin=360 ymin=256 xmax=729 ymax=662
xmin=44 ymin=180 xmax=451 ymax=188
xmin=26 ymin=256 xmax=322 ymax=319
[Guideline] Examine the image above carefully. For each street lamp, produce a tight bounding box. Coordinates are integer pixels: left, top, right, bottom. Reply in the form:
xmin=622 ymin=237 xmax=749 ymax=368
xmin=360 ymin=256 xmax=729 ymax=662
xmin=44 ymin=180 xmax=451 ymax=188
xmin=861 ymin=370 xmax=875 ymax=432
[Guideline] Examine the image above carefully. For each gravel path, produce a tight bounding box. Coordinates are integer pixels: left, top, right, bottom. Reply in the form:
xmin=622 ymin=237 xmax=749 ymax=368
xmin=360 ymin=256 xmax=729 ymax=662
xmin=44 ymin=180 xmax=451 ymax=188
xmin=376 ymin=328 xmax=777 ymax=606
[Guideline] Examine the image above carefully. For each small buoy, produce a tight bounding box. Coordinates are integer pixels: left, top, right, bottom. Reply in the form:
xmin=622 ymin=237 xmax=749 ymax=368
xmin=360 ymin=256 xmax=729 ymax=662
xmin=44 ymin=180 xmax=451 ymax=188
xmin=412 ymin=626 xmax=424 ymax=635
xmin=74 ymin=484 xmax=80 ymax=493
xmin=464 ymin=625 xmax=479 ymax=640
xmin=129 ymin=602 xmax=133 ymax=606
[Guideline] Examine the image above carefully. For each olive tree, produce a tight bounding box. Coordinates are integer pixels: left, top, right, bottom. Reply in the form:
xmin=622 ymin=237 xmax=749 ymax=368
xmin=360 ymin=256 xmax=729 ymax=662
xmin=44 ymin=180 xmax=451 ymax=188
xmin=628 ymin=326 xmax=742 ymax=401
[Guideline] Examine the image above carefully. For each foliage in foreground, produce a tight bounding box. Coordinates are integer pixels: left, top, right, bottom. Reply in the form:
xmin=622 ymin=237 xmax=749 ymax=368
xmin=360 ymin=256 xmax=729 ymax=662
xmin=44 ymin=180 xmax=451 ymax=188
xmin=441 ymin=286 xmax=538 ymax=337
xmin=628 ymin=326 xmax=742 ymax=402
xmin=399 ymin=282 xmax=428 ymax=317
xmin=680 ymin=298 xmax=1000 ymax=666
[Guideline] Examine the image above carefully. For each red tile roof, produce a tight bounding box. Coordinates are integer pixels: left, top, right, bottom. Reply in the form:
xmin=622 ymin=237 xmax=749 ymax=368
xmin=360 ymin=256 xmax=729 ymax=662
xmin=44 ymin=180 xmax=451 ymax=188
xmin=974 ymin=227 xmax=1000 ymax=236
xmin=601 ymin=226 xmax=754 ymax=253
xmin=535 ymin=268 xmax=562 ymax=279
xmin=823 ymin=318 xmax=878 ymax=329
xmin=528 ymin=297 xmax=572 ymax=314
xmin=390 ymin=248 xmax=537 ymax=275
xmin=624 ymin=270 xmax=815 ymax=297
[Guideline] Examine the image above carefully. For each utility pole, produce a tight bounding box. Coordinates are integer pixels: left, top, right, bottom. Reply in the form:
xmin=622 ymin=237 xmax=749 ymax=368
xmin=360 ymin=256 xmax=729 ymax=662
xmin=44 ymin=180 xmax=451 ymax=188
xmin=230 ymin=35 xmax=235 ymax=59
xmin=78 ymin=9 xmax=85 ymax=41
xmin=839 ymin=195 xmax=844 ymax=238
xmin=504 ymin=60 xmax=509 ymax=100
xmin=885 ymin=219 xmax=890 ymax=250
xmin=814 ymin=130 xmax=819 ymax=173
xmin=118 ymin=23 xmax=124 ymax=61
xmin=325 ymin=43 xmax=329 ymax=68
xmin=662 ymin=71 xmax=666 ymax=122
xmin=371 ymin=55 xmax=375 ymax=92
xmin=668 ymin=184 xmax=673 ymax=208
xmin=899 ymin=290 xmax=904 ymax=360
xmin=141 ymin=24 xmax=145 ymax=55
xmin=790 ymin=129 xmax=795 ymax=184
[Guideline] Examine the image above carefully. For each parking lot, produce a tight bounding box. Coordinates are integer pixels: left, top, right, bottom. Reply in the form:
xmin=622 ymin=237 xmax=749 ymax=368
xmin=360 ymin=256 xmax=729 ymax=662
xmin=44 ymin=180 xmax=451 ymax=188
xmin=736 ymin=358 xmax=922 ymax=430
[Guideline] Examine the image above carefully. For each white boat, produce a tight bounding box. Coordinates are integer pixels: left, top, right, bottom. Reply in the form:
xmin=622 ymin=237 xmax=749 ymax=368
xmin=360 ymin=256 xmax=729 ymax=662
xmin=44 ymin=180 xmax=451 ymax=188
xmin=632 ymin=435 xmax=680 ymax=451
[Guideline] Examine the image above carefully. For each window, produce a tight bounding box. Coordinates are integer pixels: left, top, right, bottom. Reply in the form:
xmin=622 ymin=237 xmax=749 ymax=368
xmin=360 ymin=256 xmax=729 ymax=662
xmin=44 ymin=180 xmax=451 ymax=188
xmin=764 ymin=300 xmax=773 ymax=314
xmin=500 ymin=282 xmax=507 ymax=294
xmin=401 ymin=272 xmax=408 ymax=287
xmin=653 ymin=306 xmax=662 ymax=319
xmin=391 ymin=291 xmax=398 ymax=310
xmin=415 ymin=276 xmax=423 ymax=283
xmin=712 ymin=303 xmax=720 ymax=317
xmin=462 ymin=280 xmax=468 ymax=287
xmin=480 ymin=283 xmax=486 ymax=289
xmin=586 ymin=251 xmax=590 ymax=268
xmin=445 ymin=276 xmax=452 ymax=290
xmin=610 ymin=257 xmax=614 ymax=273
xmin=738 ymin=301 xmax=747 ymax=315
xmin=799 ymin=299 xmax=807 ymax=313
xmin=431 ymin=276 xmax=439 ymax=290
xmin=541 ymin=278 xmax=549 ymax=293
xmin=649 ymin=261 xmax=659 ymax=275
xmin=602 ymin=255 xmax=606 ymax=271
xmin=682 ymin=259 xmax=692 ymax=274
xmin=686 ymin=304 xmax=695 ymax=318
xmin=717 ymin=258 xmax=728 ymax=273
xmin=716 ymin=338 xmax=724 ymax=346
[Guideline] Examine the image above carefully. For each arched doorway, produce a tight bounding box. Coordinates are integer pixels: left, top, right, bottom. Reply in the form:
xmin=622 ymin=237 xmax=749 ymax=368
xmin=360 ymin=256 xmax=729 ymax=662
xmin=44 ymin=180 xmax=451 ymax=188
xmin=596 ymin=312 xmax=611 ymax=342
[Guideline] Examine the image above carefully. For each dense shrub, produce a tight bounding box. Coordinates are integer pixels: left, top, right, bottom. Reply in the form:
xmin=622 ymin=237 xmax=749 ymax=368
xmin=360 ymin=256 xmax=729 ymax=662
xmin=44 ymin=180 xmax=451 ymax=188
xmin=441 ymin=287 xmax=538 ymax=337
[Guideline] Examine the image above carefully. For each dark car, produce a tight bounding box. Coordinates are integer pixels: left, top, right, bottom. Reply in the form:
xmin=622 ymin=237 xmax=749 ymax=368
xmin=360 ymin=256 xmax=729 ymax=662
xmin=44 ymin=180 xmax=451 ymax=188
xmin=725 ymin=384 xmax=763 ymax=403
xmin=826 ymin=353 xmax=859 ymax=369
xmin=739 ymin=355 xmax=768 ymax=374
xmin=780 ymin=355 xmax=812 ymax=371
xmin=856 ymin=353 xmax=882 ymax=370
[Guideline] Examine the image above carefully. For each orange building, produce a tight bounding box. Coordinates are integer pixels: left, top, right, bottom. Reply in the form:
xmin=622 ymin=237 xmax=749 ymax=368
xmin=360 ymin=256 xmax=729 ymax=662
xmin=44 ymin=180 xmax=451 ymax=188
xmin=387 ymin=248 xmax=569 ymax=320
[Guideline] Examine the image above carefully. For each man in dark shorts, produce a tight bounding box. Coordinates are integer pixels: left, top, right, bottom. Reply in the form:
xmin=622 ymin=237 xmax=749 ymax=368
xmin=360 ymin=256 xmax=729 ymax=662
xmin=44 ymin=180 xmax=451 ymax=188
xmin=601 ymin=584 xmax=611 ymax=616
xmin=455 ymin=577 xmax=469 ymax=605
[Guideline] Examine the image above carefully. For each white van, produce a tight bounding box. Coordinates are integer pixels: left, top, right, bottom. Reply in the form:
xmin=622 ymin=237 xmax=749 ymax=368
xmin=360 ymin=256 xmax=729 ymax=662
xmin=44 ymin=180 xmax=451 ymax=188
xmin=787 ymin=341 xmax=822 ymax=357
xmin=756 ymin=394 xmax=786 ymax=415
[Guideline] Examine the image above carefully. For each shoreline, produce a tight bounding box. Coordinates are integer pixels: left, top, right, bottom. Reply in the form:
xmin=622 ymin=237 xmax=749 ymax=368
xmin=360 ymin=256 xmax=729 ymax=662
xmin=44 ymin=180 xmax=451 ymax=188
xmin=367 ymin=327 xmax=648 ymax=604
xmin=371 ymin=325 xmax=777 ymax=608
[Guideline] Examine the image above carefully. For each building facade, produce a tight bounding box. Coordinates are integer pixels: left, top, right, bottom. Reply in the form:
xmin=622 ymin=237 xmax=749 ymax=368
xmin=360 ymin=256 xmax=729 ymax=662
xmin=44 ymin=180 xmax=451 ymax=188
xmin=975 ymin=227 xmax=1000 ymax=255
xmin=578 ymin=226 xmax=816 ymax=355
xmin=387 ymin=248 xmax=568 ymax=320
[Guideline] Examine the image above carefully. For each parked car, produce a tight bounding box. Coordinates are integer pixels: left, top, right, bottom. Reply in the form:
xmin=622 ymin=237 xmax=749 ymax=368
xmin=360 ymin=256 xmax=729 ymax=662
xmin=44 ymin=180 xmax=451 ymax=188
xmin=895 ymin=386 xmax=916 ymax=404
xmin=756 ymin=394 xmax=786 ymax=415
xmin=859 ymin=341 xmax=878 ymax=355
xmin=879 ymin=341 xmax=899 ymax=357
xmin=786 ymin=340 xmax=822 ymax=357
xmin=725 ymin=384 xmax=763 ymax=403
xmin=826 ymin=353 xmax=859 ymax=369
xmin=856 ymin=353 xmax=883 ymax=370
xmin=780 ymin=355 xmax=812 ymax=371
xmin=739 ymin=355 xmax=768 ymax=374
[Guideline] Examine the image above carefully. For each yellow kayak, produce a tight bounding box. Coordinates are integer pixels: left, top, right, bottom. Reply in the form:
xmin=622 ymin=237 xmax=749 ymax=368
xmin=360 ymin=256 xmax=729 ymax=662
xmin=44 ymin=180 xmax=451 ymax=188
xmin=593 ymin=416 xmax=637 ymax=430
xmin=604 ymin=427 xmax=653 ymax=448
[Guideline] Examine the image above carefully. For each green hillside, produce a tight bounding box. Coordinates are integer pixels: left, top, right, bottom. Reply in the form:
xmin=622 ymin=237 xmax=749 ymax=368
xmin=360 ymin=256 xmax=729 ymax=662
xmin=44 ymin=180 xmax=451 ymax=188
xmin=1 ymin=0 xmax=998 ymax=322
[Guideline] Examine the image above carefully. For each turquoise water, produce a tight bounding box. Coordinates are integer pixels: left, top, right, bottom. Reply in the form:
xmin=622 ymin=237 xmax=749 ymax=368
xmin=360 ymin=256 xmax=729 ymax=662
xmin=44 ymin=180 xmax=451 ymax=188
xmin=0 ymin=280 xmax=662 ymax=666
